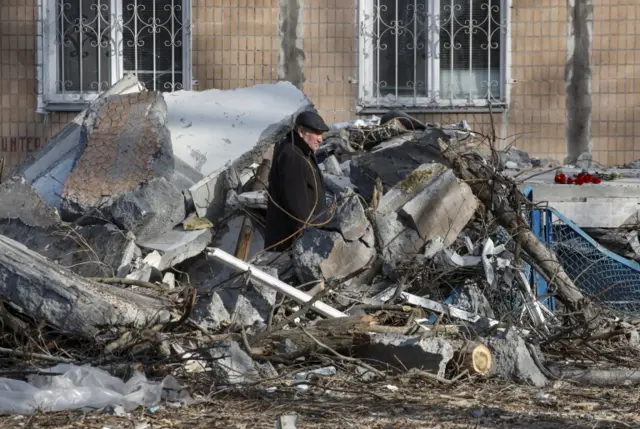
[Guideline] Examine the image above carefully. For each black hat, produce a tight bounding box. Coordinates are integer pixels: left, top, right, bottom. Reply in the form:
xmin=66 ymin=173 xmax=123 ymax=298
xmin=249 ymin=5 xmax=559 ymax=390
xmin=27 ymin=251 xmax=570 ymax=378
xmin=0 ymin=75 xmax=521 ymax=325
xmin=295 ymin=111 xmax=329 ymax=133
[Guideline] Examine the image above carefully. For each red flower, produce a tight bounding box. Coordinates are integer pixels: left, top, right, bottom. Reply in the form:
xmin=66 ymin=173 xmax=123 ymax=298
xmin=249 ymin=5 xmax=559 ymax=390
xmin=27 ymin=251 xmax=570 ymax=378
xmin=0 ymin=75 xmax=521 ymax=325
xmin=592 ymin=177 xmax=601 ymax=184
xmin=567 ymin=177 xmax=574 ymax=184
xmin=575 ymin=176 xmax=584 ymax=185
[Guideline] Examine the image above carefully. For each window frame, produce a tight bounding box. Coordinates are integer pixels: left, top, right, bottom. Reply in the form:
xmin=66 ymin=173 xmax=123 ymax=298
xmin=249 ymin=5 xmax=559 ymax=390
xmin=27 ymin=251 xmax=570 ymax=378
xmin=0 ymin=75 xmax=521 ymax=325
xmin=357 ymin=0 xmax=511 ymax=112
xmin=36 ymin=0 xmax=193 ymax=113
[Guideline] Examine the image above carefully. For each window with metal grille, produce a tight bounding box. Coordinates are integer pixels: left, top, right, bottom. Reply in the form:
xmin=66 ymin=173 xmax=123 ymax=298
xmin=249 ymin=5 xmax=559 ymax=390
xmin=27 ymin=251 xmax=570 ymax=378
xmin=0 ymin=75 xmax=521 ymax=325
xmin=358 ymin=0 xmax=509 ymax=110
xmin=38 ymin=0 xmax=192 ymax=112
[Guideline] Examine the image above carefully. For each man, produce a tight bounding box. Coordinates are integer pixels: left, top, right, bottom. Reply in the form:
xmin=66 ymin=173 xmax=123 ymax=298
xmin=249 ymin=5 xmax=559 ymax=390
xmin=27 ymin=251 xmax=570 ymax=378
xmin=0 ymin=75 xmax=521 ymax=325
xmin=264 ymin=111 xmax=332 ymax=251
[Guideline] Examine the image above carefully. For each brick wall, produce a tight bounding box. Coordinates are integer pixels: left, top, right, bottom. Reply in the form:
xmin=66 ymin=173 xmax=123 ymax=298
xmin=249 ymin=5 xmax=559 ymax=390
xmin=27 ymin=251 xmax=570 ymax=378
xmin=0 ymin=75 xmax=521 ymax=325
xmin=1 ymin=1 xmax=639 ymax=179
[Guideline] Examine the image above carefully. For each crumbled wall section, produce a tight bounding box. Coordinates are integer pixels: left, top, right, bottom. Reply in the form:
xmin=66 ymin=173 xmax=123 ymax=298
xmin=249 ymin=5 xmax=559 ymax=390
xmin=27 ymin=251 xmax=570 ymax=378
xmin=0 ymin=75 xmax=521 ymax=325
xmin=61 ymin=92 xmax=173 ymax=216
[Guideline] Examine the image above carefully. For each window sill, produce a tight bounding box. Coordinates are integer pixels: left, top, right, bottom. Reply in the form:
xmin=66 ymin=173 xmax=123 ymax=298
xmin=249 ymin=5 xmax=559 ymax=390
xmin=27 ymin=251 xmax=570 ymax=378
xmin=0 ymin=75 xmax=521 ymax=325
xmin=41 ymin=102 xmax=90 ymax=114
xmin=357 ymin=104 xmax=508 ymax=115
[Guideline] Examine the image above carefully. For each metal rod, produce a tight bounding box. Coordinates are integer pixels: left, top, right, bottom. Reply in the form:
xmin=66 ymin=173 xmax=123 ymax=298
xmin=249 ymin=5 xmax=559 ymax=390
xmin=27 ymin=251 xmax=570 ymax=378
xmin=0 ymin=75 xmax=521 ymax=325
xmin=206 ymin=248 xmax=347 ymax=319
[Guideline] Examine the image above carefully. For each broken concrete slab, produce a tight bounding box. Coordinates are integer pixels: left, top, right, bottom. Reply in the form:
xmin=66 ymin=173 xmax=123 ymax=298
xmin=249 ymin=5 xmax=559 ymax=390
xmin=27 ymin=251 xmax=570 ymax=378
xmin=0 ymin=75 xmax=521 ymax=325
xmin=60 ymin=92 xmax=176 ymax=222
xmin=354 ymin=333 xmax=454 ymax=378
xmin=323 ymin=155 xmax=343 ymax=176
xmin=225 ymin=190 xmax=268 ymax=212
xmin=15 ymin=74 xmax=146 ymax=209
xmin=499 ymin=146 xmax=531 ymax=170
xmin=399 ymin=169 xmax=478 ymax=246
xmin=293 ymin=228 xmax=375 ymax=283
xmin=208 ymin=340 xmax=260 ymax=385
xmin=323 ymin=173 xmax=356 ymax=197
xmin=184 ymin=215 xmax=265 ymax=291
xmin=116 ymin=234 xmax=139 ymax=278
xmin=191 ymin=292 xmax=232 ymax=331
xmin=349 ymin=129 xmax=449 ymax=201
xmin=192 ymin=264 xmax=280 ymax=331
xmin=138 ymin=227 xmax=212 ymax=271
xmin=111 ymin=177 xmax=186 ymax=242
xmin=451 ymin=282 xmax=495 ymax=319
xmin=0 ymin=176 xmax=60 ymax=228
xmin=486 ymin=328 xmax=549 ymax=387
xmin=372 ymin=164 xmax=456 ymax=275
xmin=164 ymin=82 xmax=313 ymax=218
xmin=324 ymin=194 xmax=369 ymax=242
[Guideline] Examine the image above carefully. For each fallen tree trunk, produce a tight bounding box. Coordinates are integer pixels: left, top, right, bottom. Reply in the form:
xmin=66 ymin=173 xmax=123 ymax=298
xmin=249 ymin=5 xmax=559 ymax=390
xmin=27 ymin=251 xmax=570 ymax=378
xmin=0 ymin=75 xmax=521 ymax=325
xmin=252 ymin=316 xmax=379 ymax=355
xmin=547 ymin=364 xmax=640 ymax=387
xmin=437 ymin=139 xmax=599 ymax=325
xmin=0 ymin=234 xmax=171 ymax=339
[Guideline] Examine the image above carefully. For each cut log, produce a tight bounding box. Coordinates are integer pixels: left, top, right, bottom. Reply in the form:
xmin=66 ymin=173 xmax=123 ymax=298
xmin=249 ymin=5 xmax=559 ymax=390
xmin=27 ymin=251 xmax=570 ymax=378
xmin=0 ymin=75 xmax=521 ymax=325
xmin=437 ymin=138 xmax=598 ymax=324
xmin=453 ymin=341 xmax=492 ymax=376
xmin=0 ymin=234 xmax=171 ymax=339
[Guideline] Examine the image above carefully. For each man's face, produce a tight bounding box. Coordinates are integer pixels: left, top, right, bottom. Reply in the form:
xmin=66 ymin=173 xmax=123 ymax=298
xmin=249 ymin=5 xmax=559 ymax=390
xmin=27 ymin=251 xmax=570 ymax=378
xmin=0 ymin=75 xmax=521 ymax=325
xmin=299 ymin=127 xmax=324 ymax=152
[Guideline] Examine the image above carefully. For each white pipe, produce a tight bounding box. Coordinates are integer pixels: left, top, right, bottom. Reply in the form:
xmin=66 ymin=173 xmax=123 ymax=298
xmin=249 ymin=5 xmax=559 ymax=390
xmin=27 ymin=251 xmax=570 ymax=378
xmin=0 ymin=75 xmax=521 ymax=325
xmin=206 ymin=248 xmax=347 ymax=319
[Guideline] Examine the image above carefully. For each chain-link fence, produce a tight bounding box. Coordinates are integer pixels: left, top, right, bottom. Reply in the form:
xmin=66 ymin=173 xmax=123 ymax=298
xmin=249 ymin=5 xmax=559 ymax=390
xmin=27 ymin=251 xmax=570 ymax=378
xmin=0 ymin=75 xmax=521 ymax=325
xmin=494 ymin=187 xmax=640 ymax=319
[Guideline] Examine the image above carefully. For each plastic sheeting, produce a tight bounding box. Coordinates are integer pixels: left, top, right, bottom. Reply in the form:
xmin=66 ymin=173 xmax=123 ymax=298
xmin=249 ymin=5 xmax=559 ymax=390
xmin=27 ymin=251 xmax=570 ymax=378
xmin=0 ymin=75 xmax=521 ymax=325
xmin=0 ymin=364 xmax=192 ymax=415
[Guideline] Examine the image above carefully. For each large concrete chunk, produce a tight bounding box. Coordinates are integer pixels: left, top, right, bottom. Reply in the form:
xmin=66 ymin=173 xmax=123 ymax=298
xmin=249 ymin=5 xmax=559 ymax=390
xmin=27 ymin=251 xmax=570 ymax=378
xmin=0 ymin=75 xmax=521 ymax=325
xmin=354 ymin=333 xmax=454 ymax=378
xmin=399 ymin=169 xmax=478 ymax=246
xmin=112 ymin=177 xmax=186 ymax=242
xmin=60 ymin=92 xmax=175 ymax=221
xmin=0 ymin=177 xmax=60 ymax=228
xmin=325 ymin=194 xmax=369 ymax=242
xmin=208 ymin=340 xmax=260 ymax=385
xmin=293 ymin=228 xmax=376 ymax=283
xmin=138 ymin=227 xmax=212 ymax=271
xmin=349 ymin=129 xmax=449 ymax=201
xmin=15 ymin=74 xmax=145 ymax=209
xmin=486 ymin=329 xmax=549 ymax=387
xmin=164 ymin=82 xmax=313 ymax=218
xmin=373 ymin=163 xmax=455 ymax=275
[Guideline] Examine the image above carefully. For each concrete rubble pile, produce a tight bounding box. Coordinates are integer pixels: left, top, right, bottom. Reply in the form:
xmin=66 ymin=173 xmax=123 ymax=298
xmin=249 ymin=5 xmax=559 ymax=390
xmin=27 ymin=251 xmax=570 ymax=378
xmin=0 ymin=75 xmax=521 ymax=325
xmin=1 ymin=76 xmax=640 ymax=416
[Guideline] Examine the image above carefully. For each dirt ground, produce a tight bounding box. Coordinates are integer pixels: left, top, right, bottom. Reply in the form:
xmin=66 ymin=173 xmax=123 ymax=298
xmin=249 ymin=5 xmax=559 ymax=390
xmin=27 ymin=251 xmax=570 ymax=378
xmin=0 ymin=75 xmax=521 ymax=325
xmin=1 ymin=381 xmax=638 ymax=429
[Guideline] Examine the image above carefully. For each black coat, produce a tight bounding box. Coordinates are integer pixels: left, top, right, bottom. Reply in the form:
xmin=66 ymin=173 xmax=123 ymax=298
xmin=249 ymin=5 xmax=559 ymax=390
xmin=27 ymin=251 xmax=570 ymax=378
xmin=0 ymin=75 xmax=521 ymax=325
xmin=264 ymin=132 xmax=329 ymax=251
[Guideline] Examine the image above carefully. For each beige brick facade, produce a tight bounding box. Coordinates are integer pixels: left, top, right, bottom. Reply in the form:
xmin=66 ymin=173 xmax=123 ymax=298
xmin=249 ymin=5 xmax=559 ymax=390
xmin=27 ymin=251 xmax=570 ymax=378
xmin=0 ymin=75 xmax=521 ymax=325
xmin=0 ymin=1 xmax=633 ymax=177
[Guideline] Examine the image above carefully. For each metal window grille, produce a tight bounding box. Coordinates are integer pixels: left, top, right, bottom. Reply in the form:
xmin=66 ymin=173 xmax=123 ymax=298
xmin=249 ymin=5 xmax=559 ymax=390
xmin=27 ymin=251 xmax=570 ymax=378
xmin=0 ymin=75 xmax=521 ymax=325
xmin=358 ymin=0 xmax=509 ymax=109
xmin=39 ymin=0 xmax=192 ymax=109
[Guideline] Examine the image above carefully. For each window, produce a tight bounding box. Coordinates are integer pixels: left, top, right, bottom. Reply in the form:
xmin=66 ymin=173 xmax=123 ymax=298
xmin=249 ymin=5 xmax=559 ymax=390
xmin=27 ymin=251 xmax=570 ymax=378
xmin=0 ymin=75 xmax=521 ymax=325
xmin=358 ymin=0 xmax=509 ymax=110
xmin=38 ymin=0 xmax=192 ymax=111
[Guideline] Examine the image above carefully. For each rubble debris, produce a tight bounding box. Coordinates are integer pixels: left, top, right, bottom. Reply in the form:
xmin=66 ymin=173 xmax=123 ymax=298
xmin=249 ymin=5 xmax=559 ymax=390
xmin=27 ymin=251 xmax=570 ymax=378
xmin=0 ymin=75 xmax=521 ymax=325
xmin=372 ymin=163 xmax=478 ymax=274
xmin=192 ymin=267 xmax=279 ymax=331
xmin=499 ymin=146 xmax=531 ymax=170
xmin=348 ymin=129 xmax=449 ymax=201
xmin=0 ymin=176 xmax=60 ymax=228
xmin=111 ymin=177 xmax=186 ymax=242
xmin=138 ymin=227 xmax=212 ymax=271
xmin=354 ymin=333 xmax=454 ymax=378
xmin=0 ymin=234 xmax=170 ymax=338
xmin=207 ymin=247 xmax=347 ymax=318
xmin=2 ymin=102 xmax=640 ymax=419
xmin=292 ymin=195 xmax=376 ymax=283
xmin=486 ymin=329 xmax=549 ymax=387
xmin=208 ymin=339 xmax=261 ymax=385
xmin=437 ymin=138 xmax=599 ymax=323
xmin=399 ymin=169 xmax=478 ymax=243
xmin=116 ymin=233 xmax=139 ymax=277
xmin=293 ymin=228 xmax=376 ymax=283
xmin=323 ymin=155 xmax=343 ymax=176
